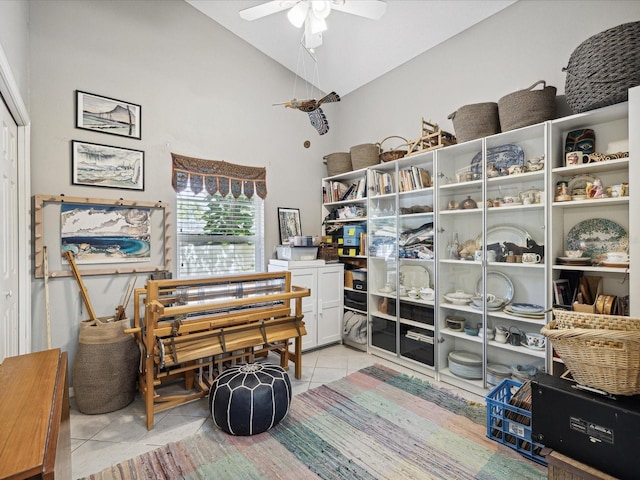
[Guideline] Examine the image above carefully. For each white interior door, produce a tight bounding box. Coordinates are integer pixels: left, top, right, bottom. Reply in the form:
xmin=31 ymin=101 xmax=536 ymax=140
xmin=0 ymin=94 xmax=19 ymax=363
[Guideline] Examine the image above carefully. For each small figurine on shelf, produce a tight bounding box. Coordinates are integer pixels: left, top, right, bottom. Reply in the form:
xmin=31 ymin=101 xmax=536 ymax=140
xmin=587 ymin=178 xmax=606 ymax=198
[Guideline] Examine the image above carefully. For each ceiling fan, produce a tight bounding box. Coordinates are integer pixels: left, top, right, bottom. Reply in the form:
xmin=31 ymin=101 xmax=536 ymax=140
xmin=239 ymin=1 xmax=387 ymax=49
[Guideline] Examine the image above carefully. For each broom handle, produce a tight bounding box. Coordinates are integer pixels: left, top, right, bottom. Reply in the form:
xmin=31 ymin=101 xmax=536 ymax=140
xmin=44 ymin=246 xmax=52 ymax=349
xmin=64 ymin=250 xmax=98 ymax=321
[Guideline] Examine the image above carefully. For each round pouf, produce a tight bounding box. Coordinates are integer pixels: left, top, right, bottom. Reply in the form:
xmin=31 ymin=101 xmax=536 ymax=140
xmin=209 ymin=363 xmax=292 ymax=436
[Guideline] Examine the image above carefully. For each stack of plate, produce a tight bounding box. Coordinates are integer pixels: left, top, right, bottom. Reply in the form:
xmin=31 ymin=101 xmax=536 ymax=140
xmin=486 ymin=363 xmax=511 ymax=386
xmin=448 ymin=351 xmax=482 ymax=379
xmin=556 ymin=256 xmax=592 ymax=266
xmin=504 ymin=303 xmax=545 ymax=319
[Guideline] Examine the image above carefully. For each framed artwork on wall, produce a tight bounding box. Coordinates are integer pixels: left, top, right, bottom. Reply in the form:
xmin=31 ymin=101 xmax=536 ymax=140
xmin=76 ymin=90 xmax=142 ymax=139
xmin=72 ymin=140 xmax=145 ymax=191
xmin=278 ymin=207 xmax=301 ymax=245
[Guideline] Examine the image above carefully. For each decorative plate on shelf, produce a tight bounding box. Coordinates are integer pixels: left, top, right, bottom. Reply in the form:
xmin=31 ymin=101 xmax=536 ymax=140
xmin=567 ymin=174 xmax=596 ymax=194
xmin=470 ymin=144 xmax=524 ymax=174
xmin=476 ymin=225 xmax=532 ymax=250
xmin=399 ymin=265 xmax=429 ymax=289
xmin=475 ymin=271 xmax=514 ymax=303
xmin=566 ymin=218 xmax=628 ymax=261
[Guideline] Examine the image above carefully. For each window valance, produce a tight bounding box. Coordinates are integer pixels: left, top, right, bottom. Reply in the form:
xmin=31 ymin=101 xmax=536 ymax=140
xmin=171 ymin=153 xmax=267 ymax=199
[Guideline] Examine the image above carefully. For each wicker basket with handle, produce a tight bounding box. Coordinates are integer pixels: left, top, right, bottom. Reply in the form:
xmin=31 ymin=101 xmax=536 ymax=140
xmin=541 ymin=309 xmax=640 ymax=395
xmin=377 ymin=136 xmax=409 ymax=162
xmin=447 ymin=102 xmax=500 ymax=143
xmin=498 ymin=80 xmax=556 ymax=132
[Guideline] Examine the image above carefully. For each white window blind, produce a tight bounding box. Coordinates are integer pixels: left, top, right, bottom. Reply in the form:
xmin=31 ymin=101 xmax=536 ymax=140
xmin=177 ymin=189 xmax=264 ymax=278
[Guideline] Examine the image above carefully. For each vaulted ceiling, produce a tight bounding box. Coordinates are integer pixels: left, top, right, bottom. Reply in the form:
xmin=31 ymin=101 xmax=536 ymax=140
xmin=186 ymin=1 xmax=517 ymax=96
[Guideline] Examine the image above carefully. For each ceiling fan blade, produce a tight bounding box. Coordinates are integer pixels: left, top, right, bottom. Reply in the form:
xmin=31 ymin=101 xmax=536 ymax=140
xmin=239 ymin=1 xmax=298 ymax=21
xmin=331 ymin=0 xmax=387 ymax=20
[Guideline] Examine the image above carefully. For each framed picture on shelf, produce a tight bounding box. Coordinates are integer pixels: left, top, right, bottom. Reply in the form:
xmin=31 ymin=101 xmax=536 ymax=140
xmin=278 ymin=207 xmax=301 ymax=245
xmin=72 ymin=140 xmax=145 ymax=191
xmin=553 ymin=279 xmax=573 ymax=306
xmin=76 ymin=90 xmax=142 ymax=139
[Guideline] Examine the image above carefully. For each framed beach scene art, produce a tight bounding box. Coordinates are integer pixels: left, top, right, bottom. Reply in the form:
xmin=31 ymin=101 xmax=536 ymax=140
xmin=60 ymin=203 xmax=151 ymax=264
xmin=72 ymin=140 xmax=144 ymax=190
xmin=76 ymin=90 xmax=141 ymax=139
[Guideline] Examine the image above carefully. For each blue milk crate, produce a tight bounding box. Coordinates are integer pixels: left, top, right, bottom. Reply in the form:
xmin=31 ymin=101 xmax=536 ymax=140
xmin=486 ymin=378 xmax=547 ymax=466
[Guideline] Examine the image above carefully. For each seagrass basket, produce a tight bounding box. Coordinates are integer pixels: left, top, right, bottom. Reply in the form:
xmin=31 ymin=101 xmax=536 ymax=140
xmin=541 ymin=309 xmax=640 ymax=395
xmin=447 ymin=102 xmax=500 ymax=143
xmin=377 ymin=136 xmax=409 ymax=162
xmin=564 ymin=21 xmax=640 ymax=113
xmin=350 ymin=143 xmax=379 ymax=170
xmin=498 ymin=81 xmax=556 ymax=132
xmin=323 ymin=152 xmax=352 ymax=177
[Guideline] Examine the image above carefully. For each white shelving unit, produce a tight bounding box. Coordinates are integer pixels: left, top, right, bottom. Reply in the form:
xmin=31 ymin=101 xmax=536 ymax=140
xmin=318 ymin=98 xmax=635 ymax=396
xmin=321 ymin=167 xmax=368 ymax=351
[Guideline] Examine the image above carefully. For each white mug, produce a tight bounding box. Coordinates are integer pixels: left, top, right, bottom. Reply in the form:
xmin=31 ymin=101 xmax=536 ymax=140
xmin=486 ymin=250 xmax=497 ymax=262
xmin=522 ymin=252 xmax=541 ymax=264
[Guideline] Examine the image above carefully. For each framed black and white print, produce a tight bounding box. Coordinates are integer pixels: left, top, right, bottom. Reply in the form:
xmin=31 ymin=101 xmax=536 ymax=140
xmin=76 ymin=90 xmax=142 ymax=139
xmin=278 ymin=207 xmax=301 ymax=245
xmin=72 ymin=140 xmax=145 ymax=191
xmin=553 ymin=279 xmax=573 ymax=306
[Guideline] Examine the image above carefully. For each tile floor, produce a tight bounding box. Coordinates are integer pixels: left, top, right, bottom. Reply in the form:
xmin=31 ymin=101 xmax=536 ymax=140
xmin=70 ymin=344 xmax=482 ymax=479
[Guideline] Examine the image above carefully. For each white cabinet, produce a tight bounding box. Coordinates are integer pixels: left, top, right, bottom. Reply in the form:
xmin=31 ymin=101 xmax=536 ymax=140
xmin=367 ymin=151 xmax=436 ymax=369
xmin=268 ymin=261 xmax=344 ymax=351
xmin=435 ymin=124 xmax=548 ymax=396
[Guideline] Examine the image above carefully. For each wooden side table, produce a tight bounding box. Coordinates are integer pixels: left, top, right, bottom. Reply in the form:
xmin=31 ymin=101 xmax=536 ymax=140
xmin=0 ymin=349 xmax=71 ymax=479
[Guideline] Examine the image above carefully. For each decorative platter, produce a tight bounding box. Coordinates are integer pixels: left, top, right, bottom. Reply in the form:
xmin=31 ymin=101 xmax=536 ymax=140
xmin=567 ymin=174 xmax=596 ymax=194
xmin=470 ymin=144 xmax=525 ymax=174
xmin=400 ymin=265 xmax=429 ymax=289
xmin=503 ymin=305 xmax=545 ymax=319
xmin=480 ymin=225 xmax=532 ymax=248
xmin=476 ymin=271 xmax=514 ymax=303
xmin=566 ymin=218 xmax=628 ymax=261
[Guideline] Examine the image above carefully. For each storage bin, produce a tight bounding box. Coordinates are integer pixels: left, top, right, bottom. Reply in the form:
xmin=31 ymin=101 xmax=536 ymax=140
xmin=343 ymin=225 xmax=365 ymax=246
xmin=276 ymin=246 xmax=318 ymax=261
xmin=486 ymin=379 xmax=547 ymax=466
xmin=400 ymin=325 xmax=434 ymax=366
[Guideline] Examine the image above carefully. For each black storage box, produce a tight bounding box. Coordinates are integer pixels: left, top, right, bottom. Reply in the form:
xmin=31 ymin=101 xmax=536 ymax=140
xmin=400 ymin=325 xmax=434 ymax=366
xmin=344 ymin=290 xmax=366 ymax=311
xmin=531 ymin=373 xmax=640 ymax=479
xmin=387 ymin=300 xmax=434 ymax=326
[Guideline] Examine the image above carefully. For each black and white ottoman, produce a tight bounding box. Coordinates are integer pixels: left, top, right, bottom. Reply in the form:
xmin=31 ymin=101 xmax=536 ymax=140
xmin=209 ymin=363 xmax=292 ymax=436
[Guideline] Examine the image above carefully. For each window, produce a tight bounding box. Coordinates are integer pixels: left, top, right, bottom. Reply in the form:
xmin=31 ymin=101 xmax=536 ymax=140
xmin=177 ymin=189 xmax=264 ymax=278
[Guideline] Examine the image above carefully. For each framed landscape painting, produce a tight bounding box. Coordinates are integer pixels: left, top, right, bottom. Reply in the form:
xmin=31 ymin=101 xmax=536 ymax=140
xmin=72 ymin=140 xmax=145 ymax=191
xmin=76 ymin=90 xmax=141 ymax=139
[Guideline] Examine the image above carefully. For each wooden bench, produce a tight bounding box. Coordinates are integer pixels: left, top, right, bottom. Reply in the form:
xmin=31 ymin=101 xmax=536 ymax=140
xmin=128 ymin=271 xmax=310 ymax=429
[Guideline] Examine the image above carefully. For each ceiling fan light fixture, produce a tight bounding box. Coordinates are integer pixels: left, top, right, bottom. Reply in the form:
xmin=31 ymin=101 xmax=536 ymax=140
xmin=308 ymin=15 xmax=327 ymax=34
xmin=287 ymin=2 xmax=309 ymax=28
xmin=311 ymin=1 xmax=332 ymax=19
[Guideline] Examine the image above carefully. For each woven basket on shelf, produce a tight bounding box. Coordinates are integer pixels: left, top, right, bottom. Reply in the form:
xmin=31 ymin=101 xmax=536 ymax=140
xmin=447 ymin=102 xmax=500 ymax=143
xmin=498 ymin=80 xmax=557 ymax=132
xmin=350 ymin=143 xmax=379 ymax=170
xmin=564 ymin=21 xmax=640 ymax=113
xmin=377 ymin=136 xmax=409 ymax=162
xmin=541 ymin=309 xmax=640 ymax=395
xmin=323 ymin=152 xmax=352 ymax=177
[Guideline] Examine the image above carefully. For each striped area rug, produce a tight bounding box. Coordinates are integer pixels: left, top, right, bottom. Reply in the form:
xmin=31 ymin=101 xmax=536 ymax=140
xmin=81 ymin=364 xmax=546 ymax=479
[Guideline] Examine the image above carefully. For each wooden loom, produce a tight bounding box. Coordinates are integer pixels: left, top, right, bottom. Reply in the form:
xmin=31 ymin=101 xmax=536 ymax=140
xmin=128 ymin=271 xmax=310 ymax=429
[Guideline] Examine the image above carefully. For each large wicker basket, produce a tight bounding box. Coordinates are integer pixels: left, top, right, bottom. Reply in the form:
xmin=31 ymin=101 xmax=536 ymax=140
xmin=564 ymin=21 xmax=640 ymax=113
xmin=448 ymin=102 xmax=500 ymax=143
xmin=323 ymin=152 xmax=352 ymax=177
xmin=350 ymin=143 xmax=379 ymax=170
xmin=542 ymin=310 xmax=640 ymax=395
xmin=377 ymin=136 xmax=409 ymax=162
xmin=498 ymin=80 xmax=556 ymax=132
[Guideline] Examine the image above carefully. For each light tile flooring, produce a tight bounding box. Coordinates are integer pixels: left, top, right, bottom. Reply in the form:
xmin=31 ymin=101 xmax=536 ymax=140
xmin=71 ymin=344 xmax=482 ymax=479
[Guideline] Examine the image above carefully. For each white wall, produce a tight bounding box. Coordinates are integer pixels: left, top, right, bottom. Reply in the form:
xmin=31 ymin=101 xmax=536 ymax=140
xmin=28 ymin=0 xmax=336 ymax=362
xmin=0 ymin=0 xmax=30 ymax=108
xmin=332 ymin=0 xmax=640 ymax=150
xmin=19 ymin=0 xmax=640 ymax=378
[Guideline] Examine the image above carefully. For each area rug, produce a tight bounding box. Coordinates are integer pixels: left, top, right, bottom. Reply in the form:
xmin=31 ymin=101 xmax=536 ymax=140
xmin=81 ymin=364 xmax=546 ymax=479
